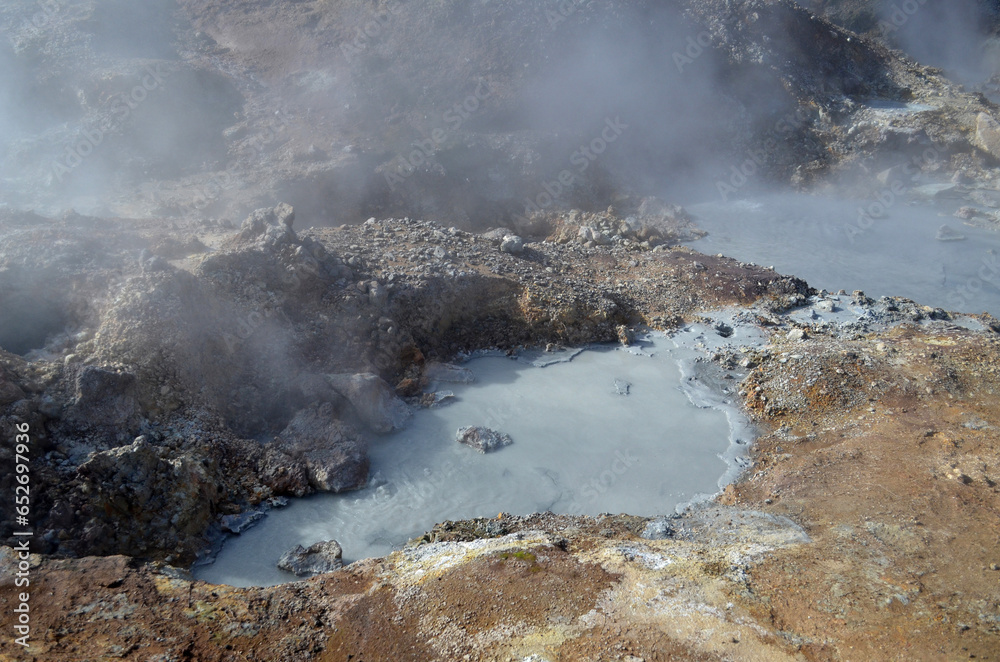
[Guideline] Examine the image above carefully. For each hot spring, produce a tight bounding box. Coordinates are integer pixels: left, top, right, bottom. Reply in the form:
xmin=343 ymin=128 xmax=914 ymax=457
xmin=194 ymin=329 xmax=753 ymax=587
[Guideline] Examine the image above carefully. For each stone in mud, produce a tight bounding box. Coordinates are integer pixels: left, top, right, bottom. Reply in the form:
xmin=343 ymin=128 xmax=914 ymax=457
xmin=325 ymin=373 xmax=412 ymax=434
xmin=456 ymin=426 xmax=513 ymax=453
xmin=277 ymin=540 xmax=343 ymax=576
xmin=276 ymin=403 xmax=369 ymax=492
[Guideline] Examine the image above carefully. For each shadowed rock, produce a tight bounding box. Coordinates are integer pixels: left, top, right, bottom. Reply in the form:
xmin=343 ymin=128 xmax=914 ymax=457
xmin=277 ymin=540 xmax=343 ymax=576
xmin=275 ymin=403 xmax=369 ymax=492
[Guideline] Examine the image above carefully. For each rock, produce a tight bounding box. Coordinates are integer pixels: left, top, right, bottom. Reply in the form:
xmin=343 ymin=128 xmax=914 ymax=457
xmin=277 ymin=540 xmax=343 ymax=576
xmin=500 ymin=235 xmax=525 ymax=254
xmin=0 ymin=368 xmax=25 ymax=406
xmin=641 ymin=517 xmax=676 ymax=539
xmin=325 ymin=373 xmax=412 ymax=434
xmin=935 ymin=224 xmax=966 ymax=242
xmin=75 ymin=436 xmax=220 ymax=557
xmin=816 ymin=299 xmax=836 ymax=313
xmin=68 ymin=367 xmax=142 ymax=439
xmin=456 ymin=426 xmax=513 ymax=453
xmin=613 ymin=379 xmax=631 ymax=396
xmin=616 ymin=325 xmax=634 ymax=346
xmin=786 ymin=328 xmax=807 ymax=341
xmin=220 ymin=510 xmax=266 ymax=534
xmin=578 ymin=226 xmax=611 ymax=246
xmin=394 ymin=377 xmax=422 ymax=397
xmin=228 ymin=204 xmax=297 ymax=250
xmin=276 ymin=403 xmax=369 ymax=492
xmin=975 ymin=112 xmax=1000 ymax=161
xmin=479 ymin=228 xmax=510 ymax=244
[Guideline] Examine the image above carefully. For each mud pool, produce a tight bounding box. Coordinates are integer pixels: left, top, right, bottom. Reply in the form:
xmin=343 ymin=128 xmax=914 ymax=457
xmin=195 ymin=334 xmax=748 ymax=587
xmin=688 ymin=194 xmax=1000 ymax=316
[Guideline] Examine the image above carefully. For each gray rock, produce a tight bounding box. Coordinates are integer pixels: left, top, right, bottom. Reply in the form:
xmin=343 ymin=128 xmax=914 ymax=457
xmin=230 ymin=204 xmax=297 ymax=250
xmin=641 ymin=517 xmax=676 ymax=540
xmin=456 ymin=426 xmax=513 ymax=453
xmin=277 ymin=540 xmax=343 ymax=576
xmin=500 ymin=235 xmax=525 ymax=254
xmin=325 ymin=373 xmax=412 ymax=434
xmin=68 ymin=367 xmax=142 ymax=441
xmin=786 ymin=328 xmax=807 ymax=341
xmin=276 ymin=403 xmax=369 ymax=492
xmin=479 ymin=228 xmax=510 ymax=244
xmin=815 ymin=300 xmax=836 ymax=313
xmin=220 ymin=510 xmax=266 ymax=534
xmin=613 ymin=379 xmax=631 ymax=396
xmin=579 ymin=226 xmax=611 ymax=246
xmin=975 ymin=112 xmax=1000 ymax=161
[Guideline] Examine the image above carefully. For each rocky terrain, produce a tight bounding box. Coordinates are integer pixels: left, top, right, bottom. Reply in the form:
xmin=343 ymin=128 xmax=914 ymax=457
xmin=1 ymin=0 xmax=1000 ymax=660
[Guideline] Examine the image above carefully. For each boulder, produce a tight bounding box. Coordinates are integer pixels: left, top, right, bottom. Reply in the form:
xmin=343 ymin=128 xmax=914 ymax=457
xmin=456 ymin=426 xmax=513 ymax=453
xmin=975 ymin=112 xmax=1000 ymax=161
xmin=500 ymin=235 xmax=525 ymax=254
xmin=277 ymin=540 xmax=343 ymax=576
xmin=75 ymin=436 xmax=220 ymax=556
xmin=276 ymin=403 xmax=369 ymax=492
xmin=325 ymin=373 xmax=412 ymax=434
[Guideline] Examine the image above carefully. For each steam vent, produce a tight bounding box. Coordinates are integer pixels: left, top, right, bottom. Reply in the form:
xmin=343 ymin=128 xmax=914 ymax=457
xmin=4 ymin=0 xmax=1000 ymax=659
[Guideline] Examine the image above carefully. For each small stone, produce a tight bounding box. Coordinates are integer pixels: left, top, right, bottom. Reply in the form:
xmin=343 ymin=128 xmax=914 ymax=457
xmin=456 ymin=426 xmax=513 ymax=453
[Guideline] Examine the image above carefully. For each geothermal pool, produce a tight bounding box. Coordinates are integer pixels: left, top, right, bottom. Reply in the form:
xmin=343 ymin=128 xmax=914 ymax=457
xmin=688 ymin=194 xmax=1000 ymax=316
xmin=195 ymin=333 xmax=747 ymax=587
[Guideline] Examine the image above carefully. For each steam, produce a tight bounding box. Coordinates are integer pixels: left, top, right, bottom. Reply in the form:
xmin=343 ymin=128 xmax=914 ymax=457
xmin=877 ymin=0 xmax=998 ymax=82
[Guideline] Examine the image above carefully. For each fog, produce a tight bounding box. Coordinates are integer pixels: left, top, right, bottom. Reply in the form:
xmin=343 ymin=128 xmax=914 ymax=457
xmin=0 ymin=0 xmax=820 ymax=223
xmin=877 ymin=0 xmax=999 ymax=83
